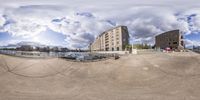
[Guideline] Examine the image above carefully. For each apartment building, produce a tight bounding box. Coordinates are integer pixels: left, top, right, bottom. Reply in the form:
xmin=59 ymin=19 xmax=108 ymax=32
xmin=90 ymin=26 xmax=129 ymax=51
xmin=155 ymin=30 xmax=184 ymax=50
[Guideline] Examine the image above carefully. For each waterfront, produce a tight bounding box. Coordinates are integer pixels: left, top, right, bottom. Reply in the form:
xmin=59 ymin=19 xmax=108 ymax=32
xmin=0 ymin=51 xmax=200 ymax=100
xmin=0 ymin=50 xmax=118 ymax=61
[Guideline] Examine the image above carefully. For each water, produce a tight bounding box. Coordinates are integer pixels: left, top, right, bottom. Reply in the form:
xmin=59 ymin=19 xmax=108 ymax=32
xmin=0 ymin=50 xmax=87 ymax=57
xmin=0 ymin=50 xmax=114 ymax=61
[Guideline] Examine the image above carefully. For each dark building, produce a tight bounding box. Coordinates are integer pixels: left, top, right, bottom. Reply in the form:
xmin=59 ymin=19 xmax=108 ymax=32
xmin=155 ymin=30 xmax=184 ymax=50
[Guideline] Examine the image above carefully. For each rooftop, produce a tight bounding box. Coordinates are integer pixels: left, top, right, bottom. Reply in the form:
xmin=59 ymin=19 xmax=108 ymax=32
xmin=156 ymin=29 xmax=180 ymax=37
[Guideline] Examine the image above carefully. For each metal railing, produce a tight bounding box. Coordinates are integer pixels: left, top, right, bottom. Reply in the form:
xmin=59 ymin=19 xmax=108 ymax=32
xmin=0 ymin=50 xmax=63 ymax=58
xmin=0 ymin=50 xmax=119 ymax=61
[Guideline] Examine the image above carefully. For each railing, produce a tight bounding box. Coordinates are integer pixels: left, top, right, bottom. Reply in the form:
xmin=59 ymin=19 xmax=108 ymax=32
xmin=0 ymin=50 xmax=119 ymax=61
xmin=0 ymin=50 xmax=64 ymax=58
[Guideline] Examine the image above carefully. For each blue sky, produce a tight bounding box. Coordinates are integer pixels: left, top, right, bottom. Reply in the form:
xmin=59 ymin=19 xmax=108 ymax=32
xmin=185 ymin=33 xmax=200 ymax=41
xmin=0 ymin=32 xmax=10 ymax=41
xmin=0 ymin=0 xmax=200 ymax=48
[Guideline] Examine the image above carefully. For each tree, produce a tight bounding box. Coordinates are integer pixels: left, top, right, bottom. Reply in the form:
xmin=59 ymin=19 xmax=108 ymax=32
xmin=131 ymin=44 xmax=152 ymax=49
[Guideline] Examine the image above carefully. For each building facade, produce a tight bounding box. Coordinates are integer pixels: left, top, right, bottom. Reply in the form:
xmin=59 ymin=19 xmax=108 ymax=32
xmin=90 ymin=26 xmax=129 ymax=51
xmin=155 ymin=30 xmax=184 ymax=50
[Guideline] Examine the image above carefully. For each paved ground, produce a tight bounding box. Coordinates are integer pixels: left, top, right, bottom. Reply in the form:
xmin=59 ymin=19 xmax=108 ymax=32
xmin=0 ymin=52 xmax=200 ymax=100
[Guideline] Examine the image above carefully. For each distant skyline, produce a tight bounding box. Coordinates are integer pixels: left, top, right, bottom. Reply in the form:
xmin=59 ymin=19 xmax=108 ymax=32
xmin=0 ymin=0 xmax=200 ymax=49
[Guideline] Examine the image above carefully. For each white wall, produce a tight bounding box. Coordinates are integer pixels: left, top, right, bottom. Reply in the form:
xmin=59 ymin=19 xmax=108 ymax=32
xmin=92 ymin=51 xmax=129 ymax=55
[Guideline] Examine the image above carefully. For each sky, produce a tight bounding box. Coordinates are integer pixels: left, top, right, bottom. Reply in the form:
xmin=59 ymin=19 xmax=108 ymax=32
xmin=0 ymin=0 xmax=200 ymax=49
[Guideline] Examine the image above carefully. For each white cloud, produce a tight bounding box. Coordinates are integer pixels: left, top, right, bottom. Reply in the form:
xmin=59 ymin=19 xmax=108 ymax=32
xmin=185 ymin=39 xmax=200 ymax=47
xmin=49 ymin=12 xmax=114 ymax=48
xmin=0 ymin=0 xmax=200 ymax=48
xmin=0 ymin=15 xmax=5 ymax=27
xmin=0 ymin=6 xmax=115 ymax=48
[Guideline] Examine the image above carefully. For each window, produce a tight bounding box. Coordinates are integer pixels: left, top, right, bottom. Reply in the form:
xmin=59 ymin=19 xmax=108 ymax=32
xmin=181 ymin=41 xmax=184 ymax=46
xmin=173 ymin=42 xmax=177 ymax=44
xmin=181 ymin=36 xmax=183 ymax=39
xmin=117 ymin=47 xmax=119 ymax=51
xmin=166 ymin=38 xmax=169 ymax=41
xmin=112 ymin=48 xmax=114 ymax=51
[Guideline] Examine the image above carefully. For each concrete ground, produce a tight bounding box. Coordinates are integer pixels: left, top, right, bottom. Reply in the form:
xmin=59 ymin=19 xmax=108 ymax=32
xmin=0 ymin=52 xmax=200 ymax=100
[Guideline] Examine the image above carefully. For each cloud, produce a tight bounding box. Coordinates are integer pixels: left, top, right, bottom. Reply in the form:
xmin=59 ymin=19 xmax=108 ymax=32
xmin=176 ymin=8 xmax=200 ymax=35
xmin=0 ymin=5 xmax=116 ymax=48
xmin=185 ymin=39 xmax=200 ymax=47
xmin=110 ymin=7 xmax=191 ymax=44
xmin=0 ymin=15 xmax=6 ymax=27
xmin=0 ymin=1 xmax=200 ymax=48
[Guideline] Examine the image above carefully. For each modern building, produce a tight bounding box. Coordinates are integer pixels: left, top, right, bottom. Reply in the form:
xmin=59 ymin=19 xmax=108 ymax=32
xmin=155 ymin=30 xmax=184 ymax=50
xmin=90 ymin=26 xmax=129 ymax=51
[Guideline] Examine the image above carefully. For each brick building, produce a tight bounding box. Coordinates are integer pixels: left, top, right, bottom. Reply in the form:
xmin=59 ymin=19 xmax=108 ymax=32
xmin=155 ymin=30 xmax=184 ymax=50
